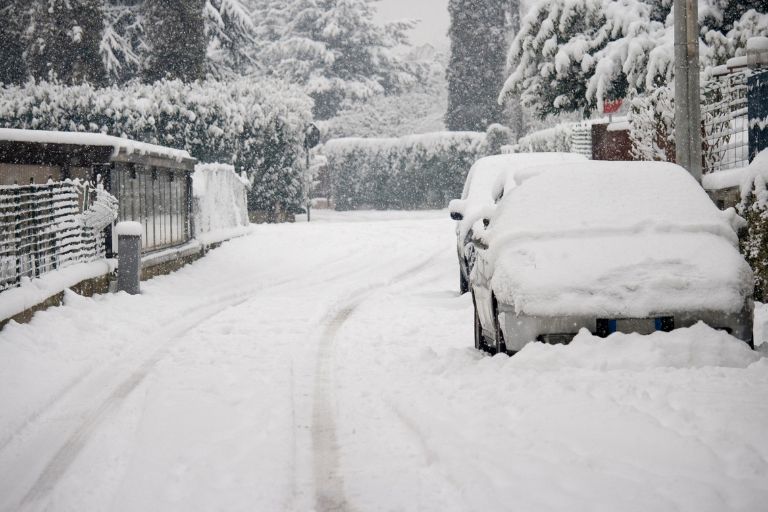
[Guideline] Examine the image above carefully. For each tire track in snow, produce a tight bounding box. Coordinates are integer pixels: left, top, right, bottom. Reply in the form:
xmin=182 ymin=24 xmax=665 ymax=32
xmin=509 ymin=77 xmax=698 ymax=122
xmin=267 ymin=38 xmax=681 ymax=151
xmin=0 ymin=247 xmax=365 ymax=475
xmin=12 ymin=254 xmax=369 ymax=512
xmin=17 ymin=292 xmax=261 ymax=510
xmin=311 ymin=252 xmax=440 ymax=512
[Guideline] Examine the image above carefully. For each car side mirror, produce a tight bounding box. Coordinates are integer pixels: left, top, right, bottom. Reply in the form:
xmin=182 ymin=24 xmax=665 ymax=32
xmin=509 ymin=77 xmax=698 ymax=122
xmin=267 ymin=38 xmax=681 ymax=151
xmin=448 ymin=199 xmax=465 ymax=221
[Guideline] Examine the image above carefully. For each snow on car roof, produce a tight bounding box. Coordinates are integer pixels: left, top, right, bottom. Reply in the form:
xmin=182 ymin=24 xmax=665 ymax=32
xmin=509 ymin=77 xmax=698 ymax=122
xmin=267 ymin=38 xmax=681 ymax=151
xmin=0 ymin=128 xmax=193 ymax=163
xmin=484 ymin=161 xmax=751 ymax=317
xmin=488 ymin=160 xmax=738 ymax=244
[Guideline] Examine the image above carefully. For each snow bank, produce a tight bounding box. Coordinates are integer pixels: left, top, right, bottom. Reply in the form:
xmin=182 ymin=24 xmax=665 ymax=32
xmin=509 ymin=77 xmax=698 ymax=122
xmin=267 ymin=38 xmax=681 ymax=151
xmin=0 ymin=259 xmax=115 ymax=321
xmin=192 ymin=163 xmax=250 ymax=240
xmin=485 ymin=161 xmax=752 ymax=316
xmin=511 ymin=323 xmax=760 ymax=371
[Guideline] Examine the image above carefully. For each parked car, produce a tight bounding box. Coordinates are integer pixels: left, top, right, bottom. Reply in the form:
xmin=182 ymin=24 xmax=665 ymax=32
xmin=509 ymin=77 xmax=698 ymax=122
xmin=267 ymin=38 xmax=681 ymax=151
xmin=449 ymin=153 xmax=587 ymax=293
xmin=469 ymin=161 xmax=754 ymax=354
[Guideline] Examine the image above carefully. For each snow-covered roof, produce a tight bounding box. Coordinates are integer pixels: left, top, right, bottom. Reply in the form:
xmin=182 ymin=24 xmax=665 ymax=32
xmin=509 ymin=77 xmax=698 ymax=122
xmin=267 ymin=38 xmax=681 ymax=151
xmin=702 ymin=149 xmax=768 ymax=193
xmin=0 ymin=128 xmax=193 ymax=163
xmin=483 ymin=161 xmax=751 ymax=316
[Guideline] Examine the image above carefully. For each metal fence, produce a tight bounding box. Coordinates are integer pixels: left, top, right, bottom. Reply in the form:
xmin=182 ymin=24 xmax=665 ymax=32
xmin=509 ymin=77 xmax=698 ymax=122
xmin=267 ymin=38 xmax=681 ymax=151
xmin=0 ymin=181 xmax=106 ymax=292
xmin=702 ymin=69 xmax=750 ymax=172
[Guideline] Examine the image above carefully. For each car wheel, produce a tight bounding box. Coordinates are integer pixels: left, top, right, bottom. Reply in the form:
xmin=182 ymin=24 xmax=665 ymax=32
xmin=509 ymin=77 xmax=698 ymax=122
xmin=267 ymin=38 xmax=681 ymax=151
xmin=491 ymin=297 xmax=508 ymax=355
xmin=460 ymin=268 xmax=469 ymax=294
xmin=473 ymin=300 xmax=485 ymax=352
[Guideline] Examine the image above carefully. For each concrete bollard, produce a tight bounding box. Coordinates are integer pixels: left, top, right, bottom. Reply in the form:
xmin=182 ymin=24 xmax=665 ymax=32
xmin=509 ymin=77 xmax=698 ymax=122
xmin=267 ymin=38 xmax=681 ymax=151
xmin=116 ymin=221 xmax=143 ymax=295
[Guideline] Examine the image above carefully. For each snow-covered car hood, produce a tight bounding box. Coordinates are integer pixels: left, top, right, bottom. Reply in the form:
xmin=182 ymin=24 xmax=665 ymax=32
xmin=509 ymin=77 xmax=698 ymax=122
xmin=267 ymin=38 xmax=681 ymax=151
xmin=488 ymin=232 xmax=753 ymax=318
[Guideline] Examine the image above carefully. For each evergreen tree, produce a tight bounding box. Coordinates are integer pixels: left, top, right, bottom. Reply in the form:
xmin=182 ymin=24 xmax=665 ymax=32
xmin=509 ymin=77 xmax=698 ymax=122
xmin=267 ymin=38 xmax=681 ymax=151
xmin=143 ymin=0 xmax=207 ymax=82
xmin=0 ymin=1 xmax=29 ymax=85
xmin=26 ymin=0 xmax=107 ymax=85
xmin=445 ymin=0 xmax=509 ymax=132
xmin=101 ymin=0 xmax=146 ymax=83
xmin=259 ymin=0 xmax=416 ymax=120
xmin=204 ymin=0 xmax=258 ymax=78
xmin=501 ymin=0 xmax=768 ymax=119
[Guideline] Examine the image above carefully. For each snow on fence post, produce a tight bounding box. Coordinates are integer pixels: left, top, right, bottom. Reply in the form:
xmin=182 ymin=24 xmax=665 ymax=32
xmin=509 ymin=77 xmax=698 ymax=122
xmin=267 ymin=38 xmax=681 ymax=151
xmin=116 ymin=221 xmax=142 ymax=295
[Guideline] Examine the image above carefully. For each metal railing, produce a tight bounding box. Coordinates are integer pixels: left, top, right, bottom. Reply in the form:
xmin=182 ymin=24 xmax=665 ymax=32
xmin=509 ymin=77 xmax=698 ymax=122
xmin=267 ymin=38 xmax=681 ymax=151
xmin=0 ymin=181 xmax=107 ymax=292
xmin=702 ymin=69 xmax=751 ymax=172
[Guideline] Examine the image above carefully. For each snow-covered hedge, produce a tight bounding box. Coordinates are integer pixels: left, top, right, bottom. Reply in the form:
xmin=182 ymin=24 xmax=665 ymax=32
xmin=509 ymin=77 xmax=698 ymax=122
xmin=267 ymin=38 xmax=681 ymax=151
xmin=193 ymin=163 xmax=250 ymax=242
xmin=324 ymin=132 xmax=487 ymax=210
xmin=0 ymin=79 xmax=313 ymax=213
xmin=516 ymin=123 xmax=574 ymax=153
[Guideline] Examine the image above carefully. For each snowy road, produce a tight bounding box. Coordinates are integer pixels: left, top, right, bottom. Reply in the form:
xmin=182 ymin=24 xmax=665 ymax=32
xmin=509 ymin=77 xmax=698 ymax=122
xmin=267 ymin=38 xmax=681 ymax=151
xmin=1 ymin=210 xmax=767 ymax=512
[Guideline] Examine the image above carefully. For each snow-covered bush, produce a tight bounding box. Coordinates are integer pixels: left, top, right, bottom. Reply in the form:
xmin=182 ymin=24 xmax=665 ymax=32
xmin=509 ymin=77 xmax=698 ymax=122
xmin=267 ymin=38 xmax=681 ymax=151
xmin=324 ymin=132 xmax=487 ymax=210
xmin=516 ymin=123 xmax=574 ymax=153
xmin=737 ymin=151 xmax=768 ymax=302
xmin=629 ymin=85 xmax=675 ymax=161
xmin=193 ymin=163 xmax=249 ymax=238
xmin=0 ymin=79 xmax=313 ymax=214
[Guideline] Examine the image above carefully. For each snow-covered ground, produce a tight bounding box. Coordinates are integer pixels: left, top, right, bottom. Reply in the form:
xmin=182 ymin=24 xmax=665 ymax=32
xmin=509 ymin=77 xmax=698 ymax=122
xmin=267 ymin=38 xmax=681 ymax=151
xmin=0 ymin=211 xmax=766 ymax=512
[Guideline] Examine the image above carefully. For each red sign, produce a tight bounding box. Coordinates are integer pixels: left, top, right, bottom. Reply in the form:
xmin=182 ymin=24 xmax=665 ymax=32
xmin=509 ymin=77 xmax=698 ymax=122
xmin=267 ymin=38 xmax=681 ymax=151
xmin=603 ymin=98 xmax=623 ymax=114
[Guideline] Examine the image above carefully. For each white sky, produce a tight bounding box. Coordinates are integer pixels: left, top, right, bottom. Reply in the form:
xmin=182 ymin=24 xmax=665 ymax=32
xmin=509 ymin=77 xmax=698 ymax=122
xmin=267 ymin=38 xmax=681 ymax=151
xmin=374 ymin=0 xmax=450 ymax=49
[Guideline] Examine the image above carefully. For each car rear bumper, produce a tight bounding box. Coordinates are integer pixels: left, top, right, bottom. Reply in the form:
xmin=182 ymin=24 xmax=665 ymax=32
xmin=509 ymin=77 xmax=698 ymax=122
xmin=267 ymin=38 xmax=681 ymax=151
xmin=498 ymin=303 xmax=754 ymax=352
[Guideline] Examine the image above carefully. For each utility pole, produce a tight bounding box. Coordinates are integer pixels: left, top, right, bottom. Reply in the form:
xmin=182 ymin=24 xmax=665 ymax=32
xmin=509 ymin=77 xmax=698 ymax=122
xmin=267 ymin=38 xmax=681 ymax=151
xmin=674 ymin=0 xmax=702 ymax=182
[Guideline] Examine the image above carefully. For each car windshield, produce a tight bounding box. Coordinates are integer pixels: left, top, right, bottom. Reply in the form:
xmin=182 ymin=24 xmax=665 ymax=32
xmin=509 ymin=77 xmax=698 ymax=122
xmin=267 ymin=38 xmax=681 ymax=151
xmin=491 ymin=161 xmax=736 ymax=241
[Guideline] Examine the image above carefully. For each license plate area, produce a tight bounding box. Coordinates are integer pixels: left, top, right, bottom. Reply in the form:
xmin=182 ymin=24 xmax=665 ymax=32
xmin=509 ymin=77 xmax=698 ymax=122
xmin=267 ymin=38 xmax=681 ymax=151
xmin=596 ymin=316 xmax=674 ymax=337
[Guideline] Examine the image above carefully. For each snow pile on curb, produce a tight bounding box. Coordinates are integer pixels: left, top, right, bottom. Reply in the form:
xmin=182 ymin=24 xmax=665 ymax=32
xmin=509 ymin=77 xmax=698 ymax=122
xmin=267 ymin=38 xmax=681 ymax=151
xmin=0 ymin=259 xmax=115 ymax=322
xmin=511 ymin=323 xmax=760 ymax=371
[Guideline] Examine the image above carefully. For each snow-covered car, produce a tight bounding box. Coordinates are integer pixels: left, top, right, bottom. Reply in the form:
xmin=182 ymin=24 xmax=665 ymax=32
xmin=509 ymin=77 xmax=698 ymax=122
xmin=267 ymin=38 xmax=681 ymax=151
xmin=469 ymin=161 xmax=755 ymax=354
xmin=449 ymin=152 xmax=587 ymax=293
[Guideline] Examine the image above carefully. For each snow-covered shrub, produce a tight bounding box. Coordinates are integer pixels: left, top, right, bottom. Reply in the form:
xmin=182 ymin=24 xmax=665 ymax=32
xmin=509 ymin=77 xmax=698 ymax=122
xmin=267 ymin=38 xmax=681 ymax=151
xmin=324 ymin=132 xmax=487 ymax=210
xmin=193 ymin=163 xmax=249 ymax=238
xmin=629 ymin=85 xmax=675 ymax=161
xmin=516 ymin=123 xmax=574 ymax=153
xmin=0 ymin=79 xmax=313 ymax=214
xmin=737 ymin=152 xmax=768 ymax=302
